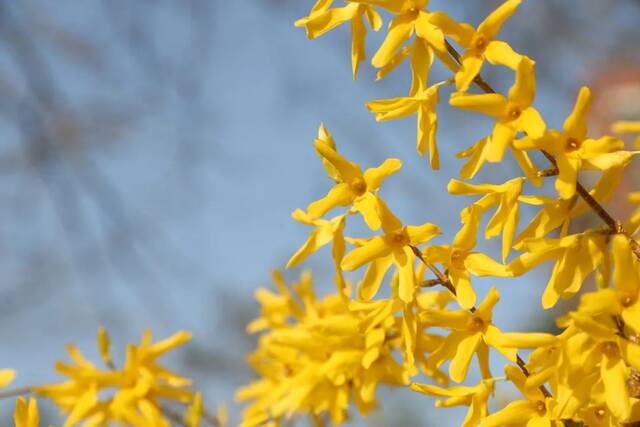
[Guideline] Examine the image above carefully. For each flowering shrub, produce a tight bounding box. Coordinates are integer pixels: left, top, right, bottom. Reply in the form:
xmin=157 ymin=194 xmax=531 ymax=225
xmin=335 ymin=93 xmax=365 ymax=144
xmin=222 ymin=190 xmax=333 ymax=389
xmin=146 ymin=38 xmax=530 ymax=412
xmin=2 ymin=1 xmax=640 ymax=426
xmin=236 ymin=0 xmax=640 ymax=426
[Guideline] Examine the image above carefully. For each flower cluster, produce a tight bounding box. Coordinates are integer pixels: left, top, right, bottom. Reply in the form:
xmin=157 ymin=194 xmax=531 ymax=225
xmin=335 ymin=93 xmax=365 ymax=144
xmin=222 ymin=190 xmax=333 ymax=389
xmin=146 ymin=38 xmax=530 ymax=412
xmin=238 ymin=0 xmax=640 ymax=426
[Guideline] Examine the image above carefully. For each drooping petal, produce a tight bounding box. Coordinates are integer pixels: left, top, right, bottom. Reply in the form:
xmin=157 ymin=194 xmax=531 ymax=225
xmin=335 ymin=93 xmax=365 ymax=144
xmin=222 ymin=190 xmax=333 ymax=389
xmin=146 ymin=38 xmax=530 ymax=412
xmin=394 ymin=247 xmax=416 ymax=303
xmin=351 ymin=13 xmax=367 ymax=79
xmin=455 ymin=53 xmax=484 ymax=92
xmin=417 ymin=101 xmax=440 ymax=169
xmin=286 ymin=223 xmax=335 ymax=268
xmin=377 ymin=197 xmax=404 ymax=235
xmin=555 ymin=155 xmax=580 ymax=199
xmin=372 ymin=14 xmax=416 ymax=68
xmin=353 ymin=192 xmax=382 ymax=230
xmin=451 ymin=269 xmax=476 ymax=309
xmin=478 ymin=400 xmax=537 ymax=427
xmin=487 ymin=121 xmax=516 ymax=162
xmin=601 ymin=353 xmax=631 ymax=420
xmin=449 ymin=332 xmax=482 ymax=383
xmin=357 ymin=255 xmax=393 ymax=300
xmin=409 ymin=38 xmax=433 ymax=94
xmin=508 ymin=56 xmax=536 ymax=107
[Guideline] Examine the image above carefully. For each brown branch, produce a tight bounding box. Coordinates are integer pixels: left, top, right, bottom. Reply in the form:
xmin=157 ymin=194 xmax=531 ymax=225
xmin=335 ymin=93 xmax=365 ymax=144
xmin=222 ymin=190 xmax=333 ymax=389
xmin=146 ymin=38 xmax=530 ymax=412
xmin=444 ymin=39 xmax=640 ymax=261
xmin=0 ymin=385 xmax=34 ymax=399
xmin=410 ymin=245 xmax=552 ymax=399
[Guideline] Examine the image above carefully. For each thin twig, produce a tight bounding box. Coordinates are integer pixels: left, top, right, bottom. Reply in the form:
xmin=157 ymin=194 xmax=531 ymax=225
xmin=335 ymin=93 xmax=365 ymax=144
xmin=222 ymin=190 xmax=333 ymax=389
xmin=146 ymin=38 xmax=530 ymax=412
xmin=443 ymin=39 xmax=640 ymax=261
xmin=0 ymin=385 xmax=34 ymax=399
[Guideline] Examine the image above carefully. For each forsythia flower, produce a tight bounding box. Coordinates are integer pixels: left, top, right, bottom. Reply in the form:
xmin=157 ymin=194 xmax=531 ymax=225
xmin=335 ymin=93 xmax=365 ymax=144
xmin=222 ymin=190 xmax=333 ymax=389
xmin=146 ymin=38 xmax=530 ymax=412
xmin=295 ymin=0 xmax=382 ymax=78
xmin=451 ymin=57 xmax=545 ymax=163
xmin=366 ymin=45 xmax=445 ymax=169
xmin=357 ymin=0 xmax=451 ymax=71
xmin=423 ymin=205 xmax=510 ymax=309
xmin=305 ymin=125 xmax=402 ymax=230
xmin=445 ymin=0 xmax=523 ymax=92
xmin=515 ymin=87 xmax=633 ymax=199
xmin=448 ymin=177 xmax=524 ymax=262
xmin=236 ymin=271 xmax=409 ymax=426
xmin=36 ymin=328 xmax=194 ymax=427
xmin=14 ymin=397 xmax=39 ymax=427
xmin=421 ymin=288 xmax=516 ymax=382
xmin=341 ymin=197 xmax=440 ymax=302
xmin=509 ymin=231 xmax=607 ymax=309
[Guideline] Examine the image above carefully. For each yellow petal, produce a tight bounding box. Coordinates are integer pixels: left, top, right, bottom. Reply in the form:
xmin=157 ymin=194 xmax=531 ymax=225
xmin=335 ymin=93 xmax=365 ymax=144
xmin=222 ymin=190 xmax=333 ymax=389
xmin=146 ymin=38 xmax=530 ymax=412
xmin=428 ymin=11 xmax=474 ymax=46
xmin=364 ymin=158 xmax=402 ymax=191
xmin=555 ymin=155 xmax=579 ymax=199
xmin=484 ymin=40 xmax=521 ymax=69
xmin=478 ymin=400 xmax=536 ymax=427
xmin=287 ymin=222 xmax=336 ymax=268
xmin=563 ymin=86 xmax=591 ymax=141
xmin=314 ymin=138 xmax=362 ymax=182
xmin=407 ymin=222 xmax=441 ymax=245
xmin=417 ymin=102 xmax=440 ymax=169
xmin=394 ymin=247 xmax=416 ymax=303
xmin=450 ymin=92 xmax=508 ymax=118
xmin=497 ymin=332 xmax=559 ymax=348
xmin=342 ymin=236 xmax=390 ymax=271
xmin=465 ymin=252 xmax=510 ymax=277
xmin=0 ymin=369 xmax=15 ymax=388
xmin=353 ymin=192 xmax=382 ymax=230
xmin=519 ymin=108 xmax=546 ymax=139
xmin=487 ymin=121 xmax=515 ymax=162
xmin=307 ymin=182 xmax=355 ymax=218
xmin=451 ymin=269 xmax=476 ymax=309
xmin=377 ymin=197 xmax=404 ymax=235
xmin=601 ymin=353 xmax=631 ymax=420
xmin=477 ymin=0 xmax=522 ymax=40
xmin=455 ymin=53 xmax=484 ymax=92
xmin=351 ymin=13 xmax=367 ymax=79
xmin=357 ymin=255 xmax=393 ymax=300
xmin=508 ymin=56 xmax=536 ymax=107
xmin=449 ymin=333 xmax=482 ymax=383
xmin=372 ymin=14 xmax=415 ymax=68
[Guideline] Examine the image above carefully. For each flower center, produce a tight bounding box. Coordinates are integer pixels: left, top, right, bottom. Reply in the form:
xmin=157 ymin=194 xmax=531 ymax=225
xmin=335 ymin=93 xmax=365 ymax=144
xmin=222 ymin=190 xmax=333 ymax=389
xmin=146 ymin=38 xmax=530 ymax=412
xmin=534 ymin=400 xmax=546 ymax=416
xmin=507 ymin=104 xmax=522 ymax=120
xmin=595 ymin=407 xmax=606 ymax=419
xmin=600 ymin=341 xmax=619 ymax=358
xmin=565 ymin=137 xmax=580 ymax=151
xmin=474 ymin=34 xmax=488 ymax=51
xmin=469 ymin=316 xmax=485 ymax=332
xmin=450 ymin=248 xmax=467 ymax=268
xmin=350 ymin=177 xmax=367 ymax=196
xmin=620 ymin=292 xmax=636 ymax=308
xmin=388 ymin=229 xmax=409 ymax=247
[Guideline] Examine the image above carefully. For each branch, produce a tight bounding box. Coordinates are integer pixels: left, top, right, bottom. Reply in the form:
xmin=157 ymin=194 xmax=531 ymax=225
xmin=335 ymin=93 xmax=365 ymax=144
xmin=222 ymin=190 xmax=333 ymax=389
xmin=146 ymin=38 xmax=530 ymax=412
xmin=443 ymin=39 xmax=640 ymax=261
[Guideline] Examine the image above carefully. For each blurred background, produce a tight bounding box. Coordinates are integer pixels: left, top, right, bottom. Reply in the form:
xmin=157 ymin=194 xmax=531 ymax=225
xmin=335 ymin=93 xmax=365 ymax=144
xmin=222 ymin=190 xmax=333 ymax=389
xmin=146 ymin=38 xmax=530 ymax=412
xmin=0 ymin=0 xmax=638 ymax=425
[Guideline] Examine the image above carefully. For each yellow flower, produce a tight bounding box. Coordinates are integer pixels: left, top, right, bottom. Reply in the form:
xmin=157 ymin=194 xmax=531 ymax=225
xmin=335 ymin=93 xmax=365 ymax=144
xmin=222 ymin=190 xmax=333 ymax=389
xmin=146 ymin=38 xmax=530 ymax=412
xmin=509 ymin=232 xmax=607 ymax=309
xmin=455 ymin=134 xmax=541 ymax=183
xmin=36 ymin=328 xmax=193 ymax=427
xmin=295 ymin=0 xmax=382 ymax=78
xmin=444 ymin=0 xmax=523 ymax=92
xmin=421 ymin=288 xmax=517 ymax=383
xmin=14 ymin=397 xmax=39 ymax=427
xmin=514 ymin=195 xmax=574 ymax=246
xmin=515 ymin=87 xmax=635 ymax=199
xmin=578 ymin=235 xmax=640 ymax=333
xmin=237 ymin=272 xmax=409 ymax=426
xmin=480 ymin=365 xmax=561 ymax=427
xmin=366 ymin=56 xmax=446 ymax=169
xmin=357 ymin=0 xmax=453 ymax=71
xmin=568 ymin=312 xmax=640 ymax=420
xmin=341 ymin=197 xmax=440 ymax=302
xmin=629 ymin=191 xmax=640 ymax=234
xmin=306 ymin=125 xmax=402 ymax=230
xmin=410 ymin=379 xmax=494 ymax=427
xmin=423 ymin=205 xmax=510 ymax=309
xmin=451 ymin=57 xmax=546 ymax=163
xmin=448 ymin=177 xmax=524 ymax=262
